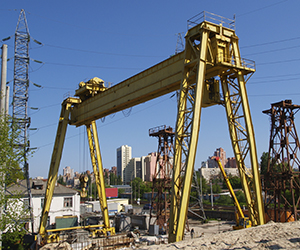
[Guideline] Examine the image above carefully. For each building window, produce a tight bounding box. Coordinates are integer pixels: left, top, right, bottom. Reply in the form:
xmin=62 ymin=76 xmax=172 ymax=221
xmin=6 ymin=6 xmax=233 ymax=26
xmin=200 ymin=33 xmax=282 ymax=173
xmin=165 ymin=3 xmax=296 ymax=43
xmin=64 ymin=197 xmax=73 ymax=208
xmin=41 ymin=198 xmax=44 ymax=209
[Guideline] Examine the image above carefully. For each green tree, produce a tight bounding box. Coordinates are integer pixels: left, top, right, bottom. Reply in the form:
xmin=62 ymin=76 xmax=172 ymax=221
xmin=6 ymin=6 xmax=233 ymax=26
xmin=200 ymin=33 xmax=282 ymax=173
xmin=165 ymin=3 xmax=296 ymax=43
xmin=215 ymin=195 xmax=233 ymax=205
xmin=131 ymin=178 xmax=151 ymax=199
xmin=236 ymin=190 xmax=246 ymax=204
xmin=260 ymin=152 xmax=269 ymax=176
xmin=0 ymin=115 xmax=29 ymax=249
xmin=104 ymin=171 xmax=109 ymax=186
xmin=0 ymin=115 xmax=24 ymax=186
xmin=57 ymin=175 xmax=66 ymax=185
xmin=117 ymin=175 xmax=122 ymax=185
xmin=229 ymin=176 xmax=242 ymax=189
xmin=118 ymin=188 xmax=125 ymax=197
xmin=1 ymin=197 xmax=29 ymax=249
xmin=212 ymin=183 xmax=221 ymax=194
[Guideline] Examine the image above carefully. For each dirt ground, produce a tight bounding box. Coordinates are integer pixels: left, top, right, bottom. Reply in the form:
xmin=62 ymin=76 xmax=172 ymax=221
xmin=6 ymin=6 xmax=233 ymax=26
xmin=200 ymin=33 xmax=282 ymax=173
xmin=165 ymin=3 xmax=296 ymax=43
xmin=137 ymin=219 xmax=300 ymax=249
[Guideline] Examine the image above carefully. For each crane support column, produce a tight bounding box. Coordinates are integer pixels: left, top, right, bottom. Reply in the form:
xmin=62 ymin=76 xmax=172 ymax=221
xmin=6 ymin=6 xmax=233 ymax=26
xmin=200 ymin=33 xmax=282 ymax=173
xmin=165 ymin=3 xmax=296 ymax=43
xmin=220 ymin=53 xmax=265 ymax=225
xmin=169 ymin=26 xmax=209 ymax=242
xmin=237 ymin=71 xmax=265 ymax=225
xmin=39 ymin=97 xmax=80 ymax=237
xmin=86 ymin=121 xmax=114 ymax=234
xmin=221 ymin=77 xmax=256 ymax=223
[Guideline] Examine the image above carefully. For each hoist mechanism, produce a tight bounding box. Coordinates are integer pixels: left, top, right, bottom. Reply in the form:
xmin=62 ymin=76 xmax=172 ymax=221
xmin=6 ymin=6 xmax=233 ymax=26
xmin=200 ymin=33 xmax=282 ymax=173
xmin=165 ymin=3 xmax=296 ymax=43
xmin=79 ymin=174 xmax=89 ymax=198
xmin=38 ymin=11 xmax=264 ymax=245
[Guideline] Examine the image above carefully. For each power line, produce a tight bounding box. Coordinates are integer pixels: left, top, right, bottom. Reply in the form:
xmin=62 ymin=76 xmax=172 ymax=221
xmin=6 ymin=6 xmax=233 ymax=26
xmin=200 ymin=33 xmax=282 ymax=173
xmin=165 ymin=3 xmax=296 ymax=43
xmin=243 ymin=44 xmax=300 ymax=57
xmin=257 ymin=58 xmax=300 ymax=66
xmin=249 ymin=93 xmax=300 ymax=97
xmin=240 ymin=36 xmax=300 ymax=49
xmin=44 ymin=43 xmax=164 ymax=58
xmin=237 ymin=0 xmax=288 ymax=17
xmin=44 ymin=61 xmax=144 ymax=70
xmin=251 ymin=73 xmax=300 ymax=80
xmin=248 ymin=77 xmax=299 ymax=85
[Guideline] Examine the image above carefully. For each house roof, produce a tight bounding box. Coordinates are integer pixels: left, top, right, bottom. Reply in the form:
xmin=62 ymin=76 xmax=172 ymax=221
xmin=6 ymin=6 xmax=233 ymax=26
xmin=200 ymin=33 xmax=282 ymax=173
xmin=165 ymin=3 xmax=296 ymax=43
xmin=5 ymin=179 xmax=78 ymax=197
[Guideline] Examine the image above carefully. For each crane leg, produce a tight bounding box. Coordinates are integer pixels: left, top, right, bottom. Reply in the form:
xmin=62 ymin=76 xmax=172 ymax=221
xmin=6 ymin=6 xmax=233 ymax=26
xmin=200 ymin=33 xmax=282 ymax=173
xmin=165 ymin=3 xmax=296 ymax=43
xmin=86 ymin=121 xmax=115 ymax=235
xmin=39 ymin=98 xmax=79 ymax=237
xmin=169 ymin=29 xmax=209 ymax=243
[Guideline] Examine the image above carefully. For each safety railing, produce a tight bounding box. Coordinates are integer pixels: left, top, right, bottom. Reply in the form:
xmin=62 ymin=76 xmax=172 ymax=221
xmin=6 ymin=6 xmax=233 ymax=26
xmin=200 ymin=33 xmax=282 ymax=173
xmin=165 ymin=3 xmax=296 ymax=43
xmin=187 ymin=11 xmax=235 ymax=30
xmin=149 ymin=125 xmax=174 ymax=136
xmin=215 ymin=55 xmax=256 ymax=70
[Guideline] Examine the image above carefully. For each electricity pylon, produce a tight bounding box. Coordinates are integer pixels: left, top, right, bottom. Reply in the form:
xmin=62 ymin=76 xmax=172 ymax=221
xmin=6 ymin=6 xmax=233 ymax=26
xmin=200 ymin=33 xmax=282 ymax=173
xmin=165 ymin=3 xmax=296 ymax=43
xmin=12 ymin=9 xmax=34 ymax=233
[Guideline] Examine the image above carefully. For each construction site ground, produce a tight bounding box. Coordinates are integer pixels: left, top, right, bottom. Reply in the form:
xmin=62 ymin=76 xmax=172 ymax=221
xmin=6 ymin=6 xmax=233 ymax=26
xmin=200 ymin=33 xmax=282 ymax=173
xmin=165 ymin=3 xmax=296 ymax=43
xmin=135 ymin=219 xmax=300 ymax=250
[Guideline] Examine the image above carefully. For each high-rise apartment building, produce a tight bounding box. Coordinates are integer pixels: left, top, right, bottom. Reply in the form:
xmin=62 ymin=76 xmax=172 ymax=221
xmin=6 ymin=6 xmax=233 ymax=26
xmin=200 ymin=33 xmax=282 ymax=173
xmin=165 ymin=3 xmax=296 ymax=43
xmin=63 ymin=166 xmax=74 ymax=179
xmin=144 ymin=152 xmax=157 ymax=182
xmin=116 ymin=145 xmax=132 ymax=183
xmin=123 ymin=156 xmax=147 ymax=184
xmin=214 ymin=147 xmax=227 ymax=168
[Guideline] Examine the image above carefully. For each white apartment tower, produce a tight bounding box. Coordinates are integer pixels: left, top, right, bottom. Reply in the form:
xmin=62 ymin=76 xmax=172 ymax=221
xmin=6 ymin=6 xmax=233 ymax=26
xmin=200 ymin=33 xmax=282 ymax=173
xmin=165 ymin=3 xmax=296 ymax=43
xmin=116 ymin=145 xmax=132 ymax=183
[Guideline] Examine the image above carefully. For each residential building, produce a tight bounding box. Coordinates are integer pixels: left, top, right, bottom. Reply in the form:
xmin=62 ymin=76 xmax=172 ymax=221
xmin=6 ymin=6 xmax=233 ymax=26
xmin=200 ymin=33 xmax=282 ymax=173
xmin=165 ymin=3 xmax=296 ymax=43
xmin=226 ymin=157 xmax=237 ymax=168
xmin=63 ymin=166 xmax=74 ymax=179
xmin=6 ymin=179 xmax=80 ymax=233
xmin=199 ymin=167 xmax=239 ymax=182
xmin=214 ymin=148 xmax=227 ymax=167
xmin=201 ymin=161 xmax=208 ymax=168
xmin=117 ymin=145 xmax=132 ymax=182
xmin=110 ymin=166 xmax=117 ymax=175
xmin=123 ymin=157 xmax=138 ymax=184
xmin=144 ymin=152 xmax=157 ymax=182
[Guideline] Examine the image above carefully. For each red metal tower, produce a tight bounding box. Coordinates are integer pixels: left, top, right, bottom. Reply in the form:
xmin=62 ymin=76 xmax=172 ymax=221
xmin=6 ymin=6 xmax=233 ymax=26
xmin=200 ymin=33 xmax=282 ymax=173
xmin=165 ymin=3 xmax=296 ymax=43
xmin=263 ymin=100 xmax=300 ymax=222
xmin=149 ymin=125 xmax=174 ymax=231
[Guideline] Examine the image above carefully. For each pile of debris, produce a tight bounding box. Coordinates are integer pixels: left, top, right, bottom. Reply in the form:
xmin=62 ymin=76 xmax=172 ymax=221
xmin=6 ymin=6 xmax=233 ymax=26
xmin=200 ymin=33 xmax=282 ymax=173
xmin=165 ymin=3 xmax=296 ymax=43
xmin=138 ymin=220 xmax=300 ymax=249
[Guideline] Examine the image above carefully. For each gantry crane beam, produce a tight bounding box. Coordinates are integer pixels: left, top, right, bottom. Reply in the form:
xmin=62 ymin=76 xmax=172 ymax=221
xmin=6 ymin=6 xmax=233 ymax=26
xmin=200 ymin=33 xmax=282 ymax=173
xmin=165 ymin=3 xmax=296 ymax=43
xmin=70 ymin=50 xmax=223 ymax=127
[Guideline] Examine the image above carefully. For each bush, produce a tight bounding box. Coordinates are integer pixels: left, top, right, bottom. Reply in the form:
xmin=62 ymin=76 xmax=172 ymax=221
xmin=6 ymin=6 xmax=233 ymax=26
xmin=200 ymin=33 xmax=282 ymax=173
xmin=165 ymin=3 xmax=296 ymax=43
xmin=2 ymin=229 xmax=29 ymax=250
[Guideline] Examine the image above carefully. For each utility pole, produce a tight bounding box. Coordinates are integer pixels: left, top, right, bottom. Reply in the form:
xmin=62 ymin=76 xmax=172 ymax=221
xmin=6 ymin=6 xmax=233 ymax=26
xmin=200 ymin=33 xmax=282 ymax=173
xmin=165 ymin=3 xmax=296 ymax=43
xmin=0 ymin=43 xmax=8 ymax=250
xmin=5 ymin=86 xmax=9 ymax=116
xmin=210 ymin=180 xmax=213 ymax=210
xmin=0 ymin=44 xmax=7 ymax=114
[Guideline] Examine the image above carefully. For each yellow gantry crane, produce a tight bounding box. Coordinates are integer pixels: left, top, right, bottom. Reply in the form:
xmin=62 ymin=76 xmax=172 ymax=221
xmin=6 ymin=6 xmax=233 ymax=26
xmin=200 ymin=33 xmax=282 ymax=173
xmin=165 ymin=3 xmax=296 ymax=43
xmin=38 ymin=11 xmax=264 ymax=244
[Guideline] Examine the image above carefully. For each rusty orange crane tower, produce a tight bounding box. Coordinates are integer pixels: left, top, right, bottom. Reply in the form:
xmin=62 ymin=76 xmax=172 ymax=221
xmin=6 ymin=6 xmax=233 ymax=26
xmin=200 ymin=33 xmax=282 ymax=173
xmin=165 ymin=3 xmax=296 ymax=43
xmin=149 ymin=125 xmax=174 ymax=232
xmin=263 ymin=100 xmax=300 ymax=222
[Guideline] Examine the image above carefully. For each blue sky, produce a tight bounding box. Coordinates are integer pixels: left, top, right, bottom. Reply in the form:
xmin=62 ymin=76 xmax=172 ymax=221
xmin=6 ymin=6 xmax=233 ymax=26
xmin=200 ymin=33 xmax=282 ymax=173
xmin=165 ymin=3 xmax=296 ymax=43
xmin=1 ymin=0 xmax=299 ymax=178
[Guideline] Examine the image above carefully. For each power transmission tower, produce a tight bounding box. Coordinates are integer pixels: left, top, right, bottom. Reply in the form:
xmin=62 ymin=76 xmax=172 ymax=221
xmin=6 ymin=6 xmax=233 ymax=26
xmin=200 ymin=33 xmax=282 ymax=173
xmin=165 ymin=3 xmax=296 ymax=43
xmin=175 ymin=32 xmax=184 ymax=54
xmin=12 ymin=9 xmax=34 ymax=233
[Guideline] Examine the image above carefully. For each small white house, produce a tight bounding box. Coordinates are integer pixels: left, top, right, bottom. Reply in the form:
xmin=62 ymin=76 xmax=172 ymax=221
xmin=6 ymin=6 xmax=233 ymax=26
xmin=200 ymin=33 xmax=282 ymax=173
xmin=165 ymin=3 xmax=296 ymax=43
xmin=6 ymin=179 xmax=80 ymax=233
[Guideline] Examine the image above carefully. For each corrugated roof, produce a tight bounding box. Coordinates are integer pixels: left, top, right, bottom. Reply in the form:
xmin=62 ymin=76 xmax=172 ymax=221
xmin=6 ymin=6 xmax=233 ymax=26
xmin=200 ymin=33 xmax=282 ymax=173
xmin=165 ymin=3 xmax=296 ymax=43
xmin=5 ymin=179 xmax=79 ymax=197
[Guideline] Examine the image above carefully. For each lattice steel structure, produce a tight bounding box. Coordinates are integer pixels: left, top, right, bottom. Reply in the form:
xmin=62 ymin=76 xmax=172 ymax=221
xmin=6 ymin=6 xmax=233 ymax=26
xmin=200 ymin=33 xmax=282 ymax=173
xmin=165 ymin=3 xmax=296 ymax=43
xmin=262 ymin=100 xmax=300 ymax=222
xmin=149 ymin=125 xmax=174 ymax=232
xmin=169 ymin=12 xmax=264 ymax=242
xmin=12 ymin=9 xmax=34 ymax=231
